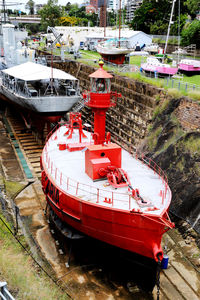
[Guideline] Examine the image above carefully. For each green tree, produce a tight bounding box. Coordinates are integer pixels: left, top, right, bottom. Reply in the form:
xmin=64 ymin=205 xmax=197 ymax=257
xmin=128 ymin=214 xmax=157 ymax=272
xmin=107 ymin=9 xmax=116 ymax=27
xmin=130 ymin=0 xmax=190 ymax=34
xmin=67 ymin=4 xmax=80 ymax=17
xmin=131 ymin=0 xmax=172 ymax=33
xmin=181 ymin=20 xmax=200 ymax=47
xmin=89 ymin=13 xmax=98 ymax=26
xmin=184 ymin=0 xmax=200 ymax=18
xmin=62 ymin=3 xmax=98 ymax=27
xmin=39 ymin=0 xmax=62 ymax=31
xmin=25 ymin=23 xmax=40 ymax=34
xmin=25 ymin=0 xmax=35 ymax=15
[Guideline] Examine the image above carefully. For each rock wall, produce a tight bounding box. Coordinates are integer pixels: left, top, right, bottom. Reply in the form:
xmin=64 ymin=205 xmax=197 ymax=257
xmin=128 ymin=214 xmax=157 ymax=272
xmin=137 ymin=96 xmax=200 ymax=236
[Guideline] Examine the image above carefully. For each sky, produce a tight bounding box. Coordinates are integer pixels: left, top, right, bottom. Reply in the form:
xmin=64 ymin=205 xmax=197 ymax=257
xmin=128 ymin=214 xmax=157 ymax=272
xmin=15 ymin=0 xmax=84 ymax=12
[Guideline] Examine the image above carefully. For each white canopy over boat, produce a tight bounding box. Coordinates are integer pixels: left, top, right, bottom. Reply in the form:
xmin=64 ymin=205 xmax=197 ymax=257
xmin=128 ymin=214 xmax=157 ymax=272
xmin=2 ymin=61 xmax=77 ymax=81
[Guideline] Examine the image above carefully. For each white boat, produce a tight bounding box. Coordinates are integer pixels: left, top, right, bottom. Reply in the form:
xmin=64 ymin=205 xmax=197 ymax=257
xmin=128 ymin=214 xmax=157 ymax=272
xmin=96 ymin=38 xmax=133 ymax=65
xmin=172 ymin=48 xmax=187 ymax=55
xmin=144 ymin=43 xmax=159 ymax=54
xmin=96 ymin=0 xmax=133 ymax=65
xmin=97 ymin=39 xmax=132 ymax=56
xmin=0 ymin=62 xmax=80 ymax=119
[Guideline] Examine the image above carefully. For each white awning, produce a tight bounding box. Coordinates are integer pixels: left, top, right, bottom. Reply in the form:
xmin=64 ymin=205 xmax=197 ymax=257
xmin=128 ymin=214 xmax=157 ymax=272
xmin=2 ymin=61 xmax=77 ymax=81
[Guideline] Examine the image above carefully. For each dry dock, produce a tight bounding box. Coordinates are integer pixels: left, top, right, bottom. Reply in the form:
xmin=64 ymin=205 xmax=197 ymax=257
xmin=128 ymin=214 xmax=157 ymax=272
xmin=0 ymin=111 xmax=200 ymax=299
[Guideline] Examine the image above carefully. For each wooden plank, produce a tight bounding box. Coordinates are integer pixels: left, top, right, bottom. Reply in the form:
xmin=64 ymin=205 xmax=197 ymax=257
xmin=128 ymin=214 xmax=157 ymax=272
xmin=164 ymin=266 xmax=199 ymax=300
xmin=23 ymin=145 xmax=43 ymax=150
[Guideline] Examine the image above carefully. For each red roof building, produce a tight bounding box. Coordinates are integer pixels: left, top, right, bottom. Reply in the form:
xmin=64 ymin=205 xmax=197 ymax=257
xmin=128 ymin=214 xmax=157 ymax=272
xmin=90 ymin=0 xmax=98 ymax=10
xmin=86 ymin=4 xmax=96 ymax=14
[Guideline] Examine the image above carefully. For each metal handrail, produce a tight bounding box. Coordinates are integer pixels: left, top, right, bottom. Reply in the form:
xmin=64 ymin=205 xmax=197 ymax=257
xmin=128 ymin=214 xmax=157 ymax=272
xmin=0 ymin=282 xmax=15 ymax=300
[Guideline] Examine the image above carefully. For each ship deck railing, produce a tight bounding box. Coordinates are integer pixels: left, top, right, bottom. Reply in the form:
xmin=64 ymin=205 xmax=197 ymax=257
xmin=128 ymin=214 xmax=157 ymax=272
xmin=2 ymin=76 xmax=78 ymax=98
xmin=43 ymin=126 xmax=170 ymax=213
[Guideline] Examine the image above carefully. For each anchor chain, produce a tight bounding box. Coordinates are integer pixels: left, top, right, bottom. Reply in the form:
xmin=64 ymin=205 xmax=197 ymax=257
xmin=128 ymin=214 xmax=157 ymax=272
xmin=118 ymin=168 xmax=147 ymax=203
xmin=156 ymin=255 xmax=161 ymax=300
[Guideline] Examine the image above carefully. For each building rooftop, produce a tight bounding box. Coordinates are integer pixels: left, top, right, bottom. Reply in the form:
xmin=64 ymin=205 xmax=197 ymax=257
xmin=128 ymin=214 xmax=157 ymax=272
xmin=53 ymin=26 xmax=146 ymax=47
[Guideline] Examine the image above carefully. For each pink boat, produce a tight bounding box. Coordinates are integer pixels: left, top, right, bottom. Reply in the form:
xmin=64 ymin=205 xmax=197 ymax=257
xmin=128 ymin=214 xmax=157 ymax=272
xmin=141 ymin=58 xmax=178 ymax=77
xmin=178 ymin=59 xmax=200 ymax=75
xmin=156 ymin=65 xmax=178 ymax=76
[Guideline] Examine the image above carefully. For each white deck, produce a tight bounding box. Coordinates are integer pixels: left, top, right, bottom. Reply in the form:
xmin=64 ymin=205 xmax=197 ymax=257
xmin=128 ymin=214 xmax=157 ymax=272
xmin=42 ymin=126 xmax=171 ymax=216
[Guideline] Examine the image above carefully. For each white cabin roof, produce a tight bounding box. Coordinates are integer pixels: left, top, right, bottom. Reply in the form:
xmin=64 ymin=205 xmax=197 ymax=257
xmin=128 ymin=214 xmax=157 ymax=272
xmin=86 ymin=30 xmax=144 ymax=40
xmin=53 ymin=26 xmax=152 ymax=47
xmin=2 ymin=62 xmax=77 ymax=81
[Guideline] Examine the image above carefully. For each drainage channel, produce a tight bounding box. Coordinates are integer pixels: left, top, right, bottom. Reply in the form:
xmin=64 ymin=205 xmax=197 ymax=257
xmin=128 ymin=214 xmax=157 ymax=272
xmin=2 ymin=114 xmax=34 ymax=180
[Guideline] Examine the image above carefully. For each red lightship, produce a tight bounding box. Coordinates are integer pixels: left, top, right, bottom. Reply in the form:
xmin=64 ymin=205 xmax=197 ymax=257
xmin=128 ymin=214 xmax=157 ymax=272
xmin=41 ymin=61 xmax=174 ymax=263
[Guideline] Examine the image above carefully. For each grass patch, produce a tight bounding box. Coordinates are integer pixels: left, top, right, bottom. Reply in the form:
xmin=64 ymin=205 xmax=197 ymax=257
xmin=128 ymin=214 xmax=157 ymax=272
xmin=147 ymin=126 xmax=162 ymax=151
xmin=4 ymin=181 xmax=26 ymax=199
xmin=176 ymin=157 xmax=185 ymax=172
xmin=152 ymin=98 xmax=170 ymax=120
xmin=80 ymin=50 xmax=101 ymax=60
xmin=0 ymin=213 xmax=69 ymax=300
xmin=119 ymin=71 xmax=165 ymax=88
xmin=152 ymin=106 xmax=161 ymax=120
xmin=182 ymin=136 xmax=200 ymax=153
xmin=152 ymin=38 xmax=165 ymax=44
xmin=129 ymin=56 xmax=146 ymax=66
xmin=194 ymin=162 xmax=200 ymax=175
xmin=151 ymin=112 xmax=184 ymax=154
xmin=186 ymin=90 xmax=200 ymax=101
xmin=182 ymin=74 xmax=200 ymax=86
xmin=162 ymin=126 xmax=184 ymax=152
xmin=166 ymin=88 xmax=184 ymax=99
xmin=162 ymin=114 xmax=185 ymax=151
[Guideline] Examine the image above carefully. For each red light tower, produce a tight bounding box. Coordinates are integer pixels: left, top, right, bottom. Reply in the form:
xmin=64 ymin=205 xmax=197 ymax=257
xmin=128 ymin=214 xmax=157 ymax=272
xmin=84 ymin=61 xmax=127 ymax=184
xmin=85 ymin=61 xmax=117 ymax=145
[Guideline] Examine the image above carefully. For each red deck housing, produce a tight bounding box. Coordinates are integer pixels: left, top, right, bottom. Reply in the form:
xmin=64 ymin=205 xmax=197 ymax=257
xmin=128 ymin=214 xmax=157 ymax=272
xmin=85 ymin=143 xmax=121 ymax=180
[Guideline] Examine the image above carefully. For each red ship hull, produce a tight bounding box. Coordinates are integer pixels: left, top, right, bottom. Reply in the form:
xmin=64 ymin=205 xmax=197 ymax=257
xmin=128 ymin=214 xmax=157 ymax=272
xmin=40 ymin=62 xmax=174 ymax=263
xmin=41 ymin=169 xmax=170 ymax=261
xmin=100 ymin=53 xmax=126 ymax=65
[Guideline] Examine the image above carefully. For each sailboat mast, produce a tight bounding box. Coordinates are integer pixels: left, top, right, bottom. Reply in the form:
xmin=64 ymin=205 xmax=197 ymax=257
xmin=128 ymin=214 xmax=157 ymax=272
xmin=119 ymin=0 xmax=121 ymax=47
xmin=51 ymin=47 xmax=53 ymax=94
xmin=104 ymin=0 xmax=106 ymax=38
xmin=163 ymin=0 xmax=176 ymax=62
xmin=178 ymin=0 xmax=180 ymax=63
xmin=2 ymin=0 xmax=7 ymax=23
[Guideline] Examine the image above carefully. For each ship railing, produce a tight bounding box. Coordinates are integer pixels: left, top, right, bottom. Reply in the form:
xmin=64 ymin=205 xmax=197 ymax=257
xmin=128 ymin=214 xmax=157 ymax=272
xmin=45 ymin=123 xmax=61 ymax=144
xmin=44 ymin=147 xmax=171 ymax=210
xmin=135 ymin=152 xmax=170 ymax=202
xmin=83 ymin=91 xmax=119 ymax=107
xmin=7 ymin=79 xmax=78 ymax=98
xmin=136 ymin=152 xmax=168 ymax=184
